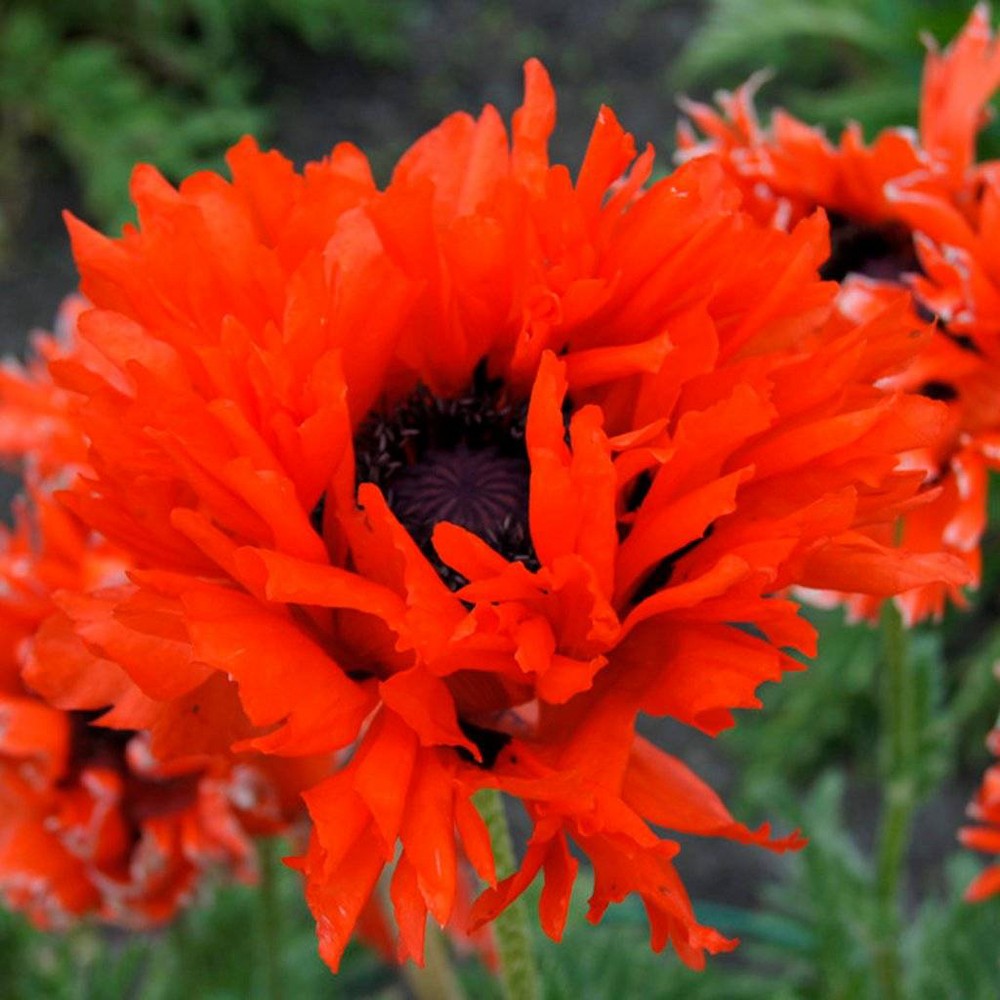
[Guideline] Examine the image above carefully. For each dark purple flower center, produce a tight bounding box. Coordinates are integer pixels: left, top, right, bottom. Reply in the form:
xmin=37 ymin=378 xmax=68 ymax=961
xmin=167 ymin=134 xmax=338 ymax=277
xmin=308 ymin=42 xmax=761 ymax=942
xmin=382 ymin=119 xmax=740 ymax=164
xmin=352 ymin=365 xmax=537 ymax=586
xmin=817 ymin=214 xmax=978 ymax=403
xmin=821 ymin=212 xmax=919 ymax=283
xmin=456 ymin=718 xmax=512 ymax=768
xmin=390 ymin=443 xmax=529 ymax=546
xmin=62 ymin=711 xmax=201 ymax=825
xmin=918 ymin=380 xmax=959 ymax=402
xmin=62 ymin=710 xmax=133 ymax=784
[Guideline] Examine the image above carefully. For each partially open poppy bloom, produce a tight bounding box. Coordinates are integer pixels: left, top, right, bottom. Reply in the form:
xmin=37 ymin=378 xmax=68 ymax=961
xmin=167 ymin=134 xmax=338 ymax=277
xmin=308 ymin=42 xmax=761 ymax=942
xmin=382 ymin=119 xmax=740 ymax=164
xmin=961 ymin=729 xmax=1000 ymax=902
xmin=0 ymin=487 xmax=328 ymax=929
xmin=10 ymin=60 xmax=968 ymax=970
xmin=678 ymin=4 xmax=1000 ymax=622
xmin=676 ymin=4 xmax=1000 ymax=244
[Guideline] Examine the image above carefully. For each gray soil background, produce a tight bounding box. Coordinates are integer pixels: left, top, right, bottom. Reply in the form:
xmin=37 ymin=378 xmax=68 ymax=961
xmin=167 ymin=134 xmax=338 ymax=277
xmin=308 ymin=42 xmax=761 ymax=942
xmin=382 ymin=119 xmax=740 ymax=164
xmin=0 ymin=0 xmax=978 ymax=948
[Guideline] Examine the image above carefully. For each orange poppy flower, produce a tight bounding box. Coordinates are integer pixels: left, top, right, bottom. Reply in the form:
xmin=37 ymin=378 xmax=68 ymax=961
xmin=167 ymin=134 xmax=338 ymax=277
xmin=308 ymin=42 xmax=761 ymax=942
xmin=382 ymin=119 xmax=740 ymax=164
xmin=0 ymin=485 xmax=321 ymax=927
xmin=961 ymin=730 xmax=1000 ymax=902
xmin=14 ymin=61 xmax=968 ymax=970
xmin=678 ymin=5 xmax=1000 ymax=622
xmin=677 ymin=5 xmax=1000 ymax=238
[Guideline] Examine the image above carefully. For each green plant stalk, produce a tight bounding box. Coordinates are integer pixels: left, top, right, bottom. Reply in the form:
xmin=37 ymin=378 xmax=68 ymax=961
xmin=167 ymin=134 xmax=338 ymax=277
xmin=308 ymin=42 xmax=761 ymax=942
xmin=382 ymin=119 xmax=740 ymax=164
xmin=873 ymin=602 xmax=917 ymax=1000
xmin=475 ymin=789 xmax=540 ymax=1000
xmin=258 ymin=837 xmax=284 ymax=1000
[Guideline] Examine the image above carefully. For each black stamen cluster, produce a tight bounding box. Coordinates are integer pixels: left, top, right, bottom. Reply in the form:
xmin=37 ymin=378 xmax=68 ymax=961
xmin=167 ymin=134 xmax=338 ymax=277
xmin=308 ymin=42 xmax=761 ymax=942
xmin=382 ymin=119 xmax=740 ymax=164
xmin=457 ymin=718 xmax=513 ymax=769
xmin=821 ymin=213 xmax=919 ymax=283
xmin=919 ymin=380 xmax=959 ymax=402
xmin=59 ymin=710 xmax=134 ymax=788
xmin=353 ymin=363 xmax=539 ymax=587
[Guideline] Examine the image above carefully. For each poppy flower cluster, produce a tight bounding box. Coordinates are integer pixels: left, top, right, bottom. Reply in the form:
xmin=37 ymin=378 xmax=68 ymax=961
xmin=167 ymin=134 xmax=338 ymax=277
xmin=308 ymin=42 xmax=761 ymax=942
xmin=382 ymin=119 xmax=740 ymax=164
xmin=680 ymin=3 xmax=1000 ymax=908
xmin=0 ymin=54 xmax=974 ymax=972
xmin=678 ymin=3 xmax=1000 ymax=625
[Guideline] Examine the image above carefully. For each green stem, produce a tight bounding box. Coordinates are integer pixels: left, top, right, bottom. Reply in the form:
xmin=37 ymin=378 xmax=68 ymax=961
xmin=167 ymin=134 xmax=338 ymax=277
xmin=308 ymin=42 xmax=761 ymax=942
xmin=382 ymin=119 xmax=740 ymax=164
xmin=258 ymin=837 xmax=284 ymax=1000
xmin=475 ymin=789 xmax=541 ymax=1000
xmin=873 ymin=603 xmax=917 ymax=1000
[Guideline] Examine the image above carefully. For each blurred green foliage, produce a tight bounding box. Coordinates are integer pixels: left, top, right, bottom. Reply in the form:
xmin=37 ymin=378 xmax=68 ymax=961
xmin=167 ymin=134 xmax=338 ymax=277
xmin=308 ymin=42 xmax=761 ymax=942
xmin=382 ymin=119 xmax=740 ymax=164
xmin=747 ymin=777 xmax=1000 ymax=1000
xmin=0 ymin=0 xmax=408 ymax=250
xmin=674 ymin=0 xmax=1000 ymax=151
xmin=15 ymin=851 xmax=990 ymax=1000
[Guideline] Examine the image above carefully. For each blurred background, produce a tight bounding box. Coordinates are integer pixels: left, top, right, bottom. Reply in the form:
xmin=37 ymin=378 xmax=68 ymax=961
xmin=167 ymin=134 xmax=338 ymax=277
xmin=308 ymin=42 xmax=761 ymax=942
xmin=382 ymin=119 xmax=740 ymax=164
xmin=3 ymin=2 xmax=1000 ymax=997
